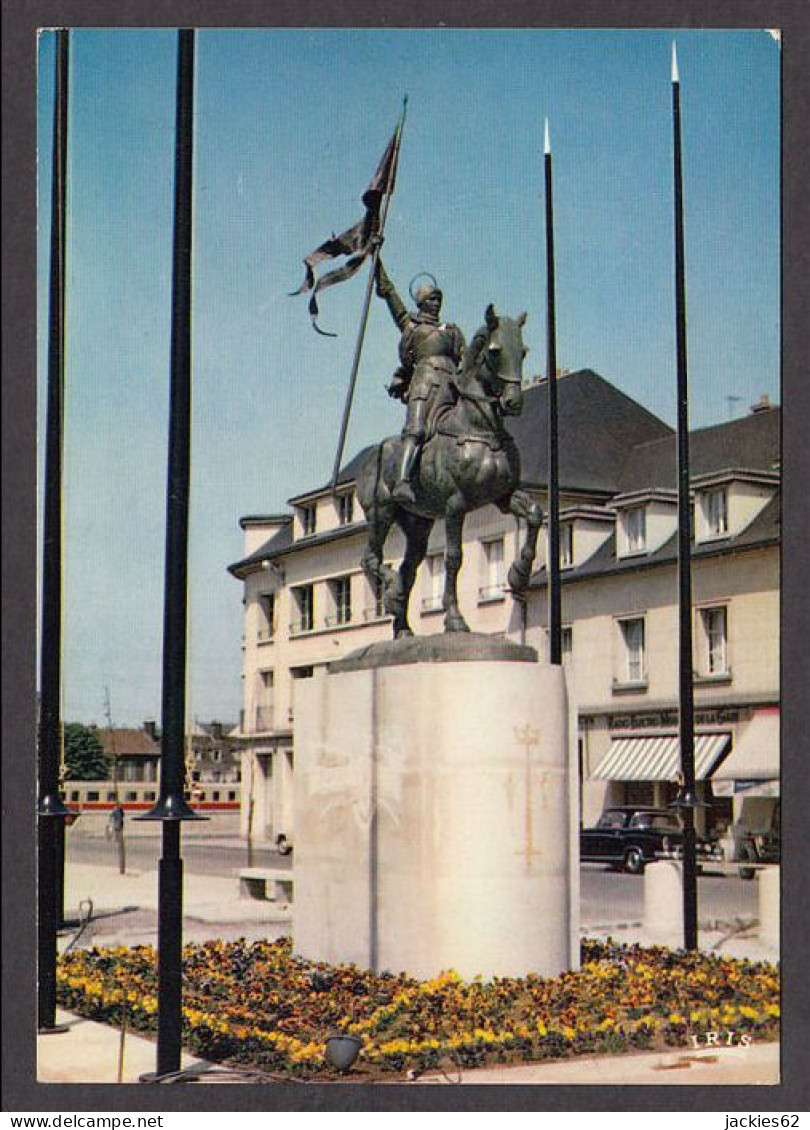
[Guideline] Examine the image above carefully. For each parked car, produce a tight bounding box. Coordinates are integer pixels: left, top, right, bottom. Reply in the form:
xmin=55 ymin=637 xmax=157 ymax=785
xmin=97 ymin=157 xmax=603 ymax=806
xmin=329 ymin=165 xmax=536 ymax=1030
xmin=580 ymin=806 xmax=719 ymax=874
xmin=721 ymin=799 xmax=780 ymax=880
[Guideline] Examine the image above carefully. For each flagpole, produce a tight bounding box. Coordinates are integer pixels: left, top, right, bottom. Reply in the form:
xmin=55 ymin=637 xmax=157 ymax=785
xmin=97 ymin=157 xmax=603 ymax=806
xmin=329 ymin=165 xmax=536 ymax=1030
xmin=544 ymin=119 xmax=562 ymax=666
xmin=669 ymin=43 xmax=699 ymax=951
xmin=330 ymin=97 xmax=408 ymax=494
xmin=38 ymin=27 xmax=71 ymax=1034
xmin=136 ymin=30 xmax=207 ymax=1081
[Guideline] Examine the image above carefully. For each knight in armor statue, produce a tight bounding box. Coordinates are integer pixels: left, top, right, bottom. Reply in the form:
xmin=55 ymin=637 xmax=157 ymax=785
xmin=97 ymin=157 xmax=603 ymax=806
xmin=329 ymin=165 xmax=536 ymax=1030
xmin=375 ymin=260 xmax=466 ymax=504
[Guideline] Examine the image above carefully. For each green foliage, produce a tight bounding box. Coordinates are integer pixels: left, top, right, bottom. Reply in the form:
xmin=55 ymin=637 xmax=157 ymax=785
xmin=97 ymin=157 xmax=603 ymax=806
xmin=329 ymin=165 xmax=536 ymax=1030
xmin=63 ymin=723 xmax=111 ymax=781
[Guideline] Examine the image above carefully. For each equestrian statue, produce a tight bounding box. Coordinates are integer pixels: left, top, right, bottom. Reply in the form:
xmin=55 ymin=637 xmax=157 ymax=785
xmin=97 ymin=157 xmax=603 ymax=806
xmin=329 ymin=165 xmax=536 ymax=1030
xmin=355 ymin=260 xmax=544 ymax=638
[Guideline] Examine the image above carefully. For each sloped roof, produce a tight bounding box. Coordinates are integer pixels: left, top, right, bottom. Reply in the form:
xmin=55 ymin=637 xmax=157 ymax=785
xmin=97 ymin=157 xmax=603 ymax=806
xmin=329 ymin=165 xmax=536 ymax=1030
xmin=617 ymin=407 xmax=780 ymax=492
xmin=509 ymin=370 xmax=673 ymax=493
xmin=530 ymin=493 xmax=780 ymax=588
xmin=96 ymin=728 xmax=160 ymax=757
xmin=229 ymin=374 xmax=781 ymax=579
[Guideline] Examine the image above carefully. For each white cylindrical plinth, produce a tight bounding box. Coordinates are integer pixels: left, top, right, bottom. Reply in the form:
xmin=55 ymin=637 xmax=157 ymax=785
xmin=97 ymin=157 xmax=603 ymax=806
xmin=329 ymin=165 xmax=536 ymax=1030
xmin=294 ymin=654 xmax=576 ymax=980
xmin=758 ymin=865 xmax=779 ymax=949
xmin=644 ymin=860 xmax=683 ymax=940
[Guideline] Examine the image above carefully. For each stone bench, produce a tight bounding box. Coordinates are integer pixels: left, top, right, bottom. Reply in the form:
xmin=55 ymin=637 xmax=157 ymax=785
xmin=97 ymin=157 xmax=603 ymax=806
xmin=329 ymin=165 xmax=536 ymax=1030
xmin=238 ymin=868 xmax=293 ymax=903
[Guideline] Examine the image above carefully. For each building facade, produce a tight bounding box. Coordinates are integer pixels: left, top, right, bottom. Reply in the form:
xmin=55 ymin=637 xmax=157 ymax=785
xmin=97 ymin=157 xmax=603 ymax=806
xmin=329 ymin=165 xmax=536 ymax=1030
xmin=229 ymin=371 xmax=780 ymax=844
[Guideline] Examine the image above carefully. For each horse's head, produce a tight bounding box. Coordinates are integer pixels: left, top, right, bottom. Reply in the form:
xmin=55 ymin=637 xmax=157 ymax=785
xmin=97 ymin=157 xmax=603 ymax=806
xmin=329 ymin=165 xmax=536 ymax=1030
xmin=476 ymin=305 xmax=528 ymax=416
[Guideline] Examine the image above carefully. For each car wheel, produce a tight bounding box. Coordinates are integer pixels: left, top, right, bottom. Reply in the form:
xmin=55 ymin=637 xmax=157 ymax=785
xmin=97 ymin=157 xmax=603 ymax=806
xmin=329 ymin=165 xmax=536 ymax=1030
xmin=624 ymin=847 xmax=645 ymax=875
xmin=739 ymin=842 xmax=756 ymax=881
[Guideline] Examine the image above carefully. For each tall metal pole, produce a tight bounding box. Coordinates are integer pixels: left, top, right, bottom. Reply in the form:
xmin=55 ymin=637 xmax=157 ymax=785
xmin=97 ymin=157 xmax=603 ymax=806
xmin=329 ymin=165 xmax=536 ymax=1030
xmin=38 ymin=27 xmax=71 ymax=1033
xmin=136 ymin=29 xmax=206 ymax=1080
xmin=330 ymin=97 xmax=408 ymax=493
xmin=544 ymin=120 xmax=562 ymax=666
xmin=670 ymin=43 xmax=699 ymax=951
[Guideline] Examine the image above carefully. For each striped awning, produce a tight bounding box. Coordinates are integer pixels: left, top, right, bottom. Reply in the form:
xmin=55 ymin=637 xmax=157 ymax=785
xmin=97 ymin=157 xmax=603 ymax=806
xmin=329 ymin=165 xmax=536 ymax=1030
xmin=592 ymin=732 xmax=732 ymax=782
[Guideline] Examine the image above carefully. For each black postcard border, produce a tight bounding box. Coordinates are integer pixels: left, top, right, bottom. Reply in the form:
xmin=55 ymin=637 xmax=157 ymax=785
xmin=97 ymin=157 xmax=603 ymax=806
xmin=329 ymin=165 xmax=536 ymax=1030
xmin=3 ymin=0 xmax=809 ymax=1113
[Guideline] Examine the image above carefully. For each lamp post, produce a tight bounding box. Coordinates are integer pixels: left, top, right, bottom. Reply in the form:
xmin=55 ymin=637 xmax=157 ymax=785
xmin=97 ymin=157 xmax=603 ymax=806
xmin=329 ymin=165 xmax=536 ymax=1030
xmin=38 ymin=27 xmax=71 ymax=1033
xmin=669 ymin=43 xmax=700 ymax=951
xmin=136 ymin=29 xmax=206 ymax=1080
xmin=543 ymin=119 xmax=562 ymax=666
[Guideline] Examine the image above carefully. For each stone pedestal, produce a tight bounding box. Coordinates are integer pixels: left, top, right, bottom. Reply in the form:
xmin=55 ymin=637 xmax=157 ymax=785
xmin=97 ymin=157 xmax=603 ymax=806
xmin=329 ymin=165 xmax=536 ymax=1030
xmin=758 ymin=865 xmax=779 ymax=949
xmin=293 ymin=634 xmax=577 ymax=980
xmin=644 ymin=860 xmax=684 ymax=942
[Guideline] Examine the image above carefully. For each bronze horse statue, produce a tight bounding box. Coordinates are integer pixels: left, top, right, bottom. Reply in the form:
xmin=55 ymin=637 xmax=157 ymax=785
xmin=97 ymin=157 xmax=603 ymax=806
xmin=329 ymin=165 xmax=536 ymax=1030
xmin=356 ymin=306 xmax=543 ymax=637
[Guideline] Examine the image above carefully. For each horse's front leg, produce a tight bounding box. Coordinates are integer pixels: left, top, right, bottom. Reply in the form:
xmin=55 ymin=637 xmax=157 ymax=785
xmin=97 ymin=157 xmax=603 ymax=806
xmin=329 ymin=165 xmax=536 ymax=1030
xmin=498 ymin=489 xmax=544 ymax=593
xmin=392 ymin=511 xmax=433 ymax=638
xmin=443 ymin=498 xmax=470 ymax=632
xmin=360 ymin=502 xmax=398 ymax=636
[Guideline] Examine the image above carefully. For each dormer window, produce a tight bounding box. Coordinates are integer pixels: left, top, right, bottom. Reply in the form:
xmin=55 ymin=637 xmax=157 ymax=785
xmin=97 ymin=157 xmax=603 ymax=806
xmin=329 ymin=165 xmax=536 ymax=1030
xmin=620 ymin=506 xmax=646 ymax=555
xmin=704 ymin=488 xmax=729 ymax=537
xmin=299 ymin=503 xmax=317 ymax=537
xmin=337 ymin=491 xmax=354 ymax=526
xmin=560 ymin=522 xmax=574 ymax=568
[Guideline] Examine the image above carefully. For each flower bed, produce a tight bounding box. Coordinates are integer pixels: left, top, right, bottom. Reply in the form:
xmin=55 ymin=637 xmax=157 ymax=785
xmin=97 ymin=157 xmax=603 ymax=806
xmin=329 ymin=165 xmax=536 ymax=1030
xmin=56 ymin=938 xmax=779 ymax=1078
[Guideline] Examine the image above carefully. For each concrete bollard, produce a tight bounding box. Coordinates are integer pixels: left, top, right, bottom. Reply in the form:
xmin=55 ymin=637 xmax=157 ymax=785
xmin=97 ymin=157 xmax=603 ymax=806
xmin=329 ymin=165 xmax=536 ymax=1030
xmin=758 ymin=865 xmax=780 ymax=950
xmin=644 ymin=860 xmax=683 ymax=942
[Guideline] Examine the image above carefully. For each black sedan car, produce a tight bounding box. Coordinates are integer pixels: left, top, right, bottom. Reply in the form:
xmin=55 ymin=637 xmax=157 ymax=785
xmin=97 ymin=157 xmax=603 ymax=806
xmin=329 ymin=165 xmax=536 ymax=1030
xmin=580 ymin=806 xmax=718 ymax=874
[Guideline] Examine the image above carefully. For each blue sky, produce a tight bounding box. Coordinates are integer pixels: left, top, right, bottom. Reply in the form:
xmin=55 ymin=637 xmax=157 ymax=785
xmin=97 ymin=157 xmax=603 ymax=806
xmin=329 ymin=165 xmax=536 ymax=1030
xmin=37 ymin=28 xmax=780 ymax=725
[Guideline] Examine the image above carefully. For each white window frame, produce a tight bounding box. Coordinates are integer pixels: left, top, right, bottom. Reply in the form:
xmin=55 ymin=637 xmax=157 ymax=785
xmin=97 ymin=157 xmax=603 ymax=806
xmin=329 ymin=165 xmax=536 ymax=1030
xmin=699 ymin=605 xmax=729 ymax=676
xmin=704 ymin=488 xmax=729 ymax=538
xmin=291 ymin=584 xmax=314 ymax=633
xmin=560 ymin=522 xmax=574 ymax=568
xmin=621 ymin=506 xmax=647 ymax=555
xmin=337 ymin=491 xmax=355 ymax=526
xmin=423 ymin=553 xmax=444 ymax=612
xmin=329 ymin=575 xmax=352 ymax=626
xmin=479 ymin=537 xmax=505 ymax=602
xmin=257 ymin=592 xmax=275 ymax=642
xmin=617 ymin=616 xmax=646 ymax=685
xmin=298 ymin=503 xmax=317 ymax=537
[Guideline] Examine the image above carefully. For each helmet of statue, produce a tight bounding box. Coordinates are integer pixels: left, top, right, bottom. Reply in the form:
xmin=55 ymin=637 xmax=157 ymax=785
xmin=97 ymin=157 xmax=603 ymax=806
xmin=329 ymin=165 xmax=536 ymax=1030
xmin=415 ymin=284 xmax=442 ymax=307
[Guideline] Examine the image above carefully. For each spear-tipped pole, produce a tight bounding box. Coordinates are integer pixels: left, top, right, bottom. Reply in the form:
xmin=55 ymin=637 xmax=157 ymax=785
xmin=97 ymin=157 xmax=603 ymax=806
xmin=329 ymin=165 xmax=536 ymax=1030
xmin=136 ymin=29 xmax=207 ymax=1081
xmin=669 ymin=42 xmax=699 ymax=951
xmin=38 ymin=27 xmax=71 ymax=1034
xmin=544 ymin=119 xmax=562 ymax=665
xmin=330 ymin=97 xmax=408 ymax=493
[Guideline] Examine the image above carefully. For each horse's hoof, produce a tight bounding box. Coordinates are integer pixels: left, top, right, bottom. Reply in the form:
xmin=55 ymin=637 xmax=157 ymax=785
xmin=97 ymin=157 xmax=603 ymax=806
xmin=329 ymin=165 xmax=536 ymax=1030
xmin=394 ymin=628 xmax=414 ymax=639
xmin=444 ymin=617 xmax=470 ymax=634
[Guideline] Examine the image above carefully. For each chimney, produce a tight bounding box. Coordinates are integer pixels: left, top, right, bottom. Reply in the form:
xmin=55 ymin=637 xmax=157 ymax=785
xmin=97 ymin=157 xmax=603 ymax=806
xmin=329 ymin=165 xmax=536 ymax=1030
xmin=750 ymin=394 xmax=772 ymax=414
xmin=143 ymin=720 xmax=158 ymax=740
xmin=211 ymin=721 xmax=223 ymax=740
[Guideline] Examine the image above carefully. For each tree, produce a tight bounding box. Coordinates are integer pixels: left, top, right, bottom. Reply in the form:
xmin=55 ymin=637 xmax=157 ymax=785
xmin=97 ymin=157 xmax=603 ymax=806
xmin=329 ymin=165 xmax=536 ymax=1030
xmin=63 ymin=723 xmax=112 ymax=781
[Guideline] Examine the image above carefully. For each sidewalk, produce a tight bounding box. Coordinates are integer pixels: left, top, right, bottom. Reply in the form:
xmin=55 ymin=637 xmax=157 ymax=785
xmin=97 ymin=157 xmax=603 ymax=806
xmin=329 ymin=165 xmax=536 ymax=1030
xmin=38 ymin=1011 xmax=208 ymax=1084
xmin=60 ymin=863 xmax=292 ymax=950
xmin=37 ymin=1010 xmax=779 ymax=1086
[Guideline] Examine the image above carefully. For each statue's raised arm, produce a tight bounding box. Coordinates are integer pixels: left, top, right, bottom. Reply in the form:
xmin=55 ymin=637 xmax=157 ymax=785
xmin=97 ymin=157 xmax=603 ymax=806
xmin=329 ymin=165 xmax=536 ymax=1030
xmin=373 ymin=261 xmax=465 ymax=504
xmin=375 ymin=259 xmax=410 ymax=332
